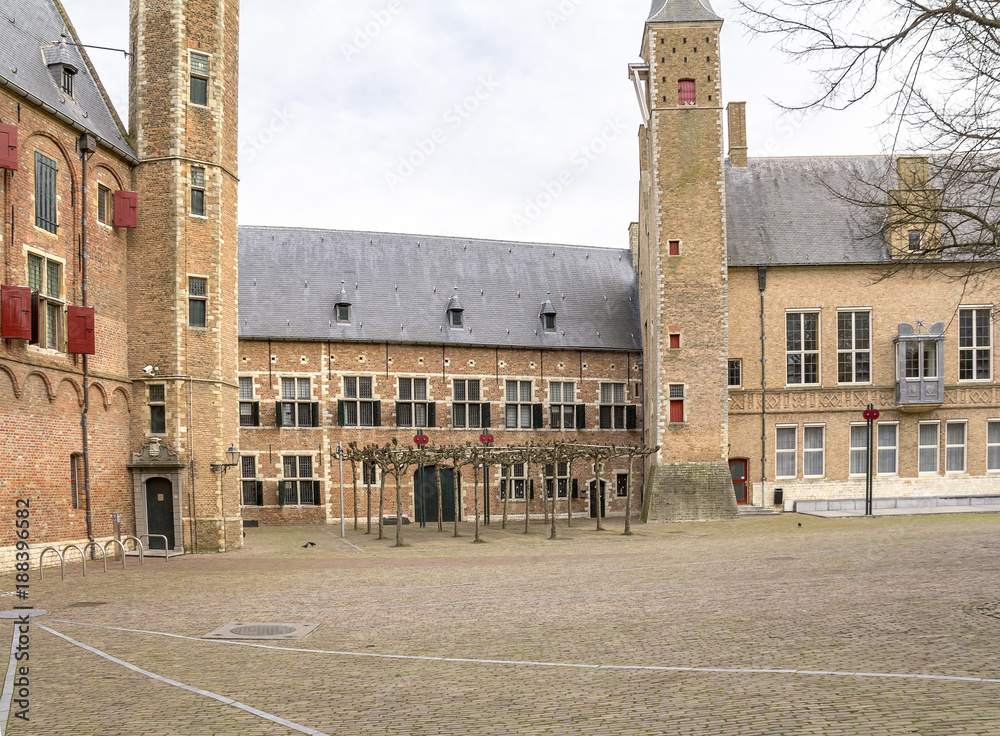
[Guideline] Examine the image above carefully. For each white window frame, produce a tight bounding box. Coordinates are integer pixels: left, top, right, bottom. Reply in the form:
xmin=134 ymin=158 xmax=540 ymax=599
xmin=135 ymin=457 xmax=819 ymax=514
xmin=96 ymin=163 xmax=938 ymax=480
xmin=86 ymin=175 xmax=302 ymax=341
xmin=988 ymin=420 xmax=1000 ymax=473
xmin=876 ymin=422 xmax=899 ymax=476
xmin=849 ymin=423 xmax=869 ymax=477
xmin=775 ymin=425 xmax=797 ymax=479
xmin=728 ymin=359 xmax=742 ymax=388
xmin=836 ymin=309 xmax=872 ymax=385
xmin=803 ymin=424 xmax=825 ymax=478
xmin=918 ymin=422 xmax=940 ymax=475
xmin=25 ymin=247 xmax=66 ymax=351
xmin=958 ymin=306 xmax=993 ymax=382
xmin=945 ymin=421 xmax=968 ymax=474
xmin=785 ymin=310 xmax=821 ymax=387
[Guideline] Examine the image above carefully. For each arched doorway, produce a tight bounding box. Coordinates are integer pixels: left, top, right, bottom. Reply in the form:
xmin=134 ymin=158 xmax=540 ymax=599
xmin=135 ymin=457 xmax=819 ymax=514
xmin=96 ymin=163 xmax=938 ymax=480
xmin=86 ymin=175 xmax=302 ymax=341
xmin=145 ymin=478 xmax=175 ymax=549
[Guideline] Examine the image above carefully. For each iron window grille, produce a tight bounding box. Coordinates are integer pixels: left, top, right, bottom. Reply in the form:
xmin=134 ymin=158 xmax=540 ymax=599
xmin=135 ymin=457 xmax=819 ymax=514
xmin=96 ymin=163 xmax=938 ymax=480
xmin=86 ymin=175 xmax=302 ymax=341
xmin=397 ymin=377 xmax=433 ymax=428
xmin=668 ymin=384 xmax=685 ymax=424
xmin=239 ymin=377 xmax=260 ymax=427
xmin=241 ymin=456 xmax=263 ymax=506
xmin=500 ymin=463 xmax=527 ymax=500
xmin=600 ymin=383 xmax=633 ymax=430
xmin=340 ymin=376 xmax=379 ymax=427
xmin=34 ymin=152 xmax=57 ymax=233
xmin=549 ymin=381 xmax=577 ymax=429
xmin=278 ymin=377 xmax=319 ymax=428
xmin=149 ymin=384 xmax=166 ymax=434
xmin=959 ymin=308 xmax=992 ymax=381
xmin=453 ymin=379 xmax=487 ymax=429
xmin=505 ymin=380 xmax=536 ymax=429
xmin=544 ymin=463 xmax=570 ymax=498
xmin=188 ymin=276 xmax=207 ymax=327
xmin=280 ymin=456 xmax=320 ymax=506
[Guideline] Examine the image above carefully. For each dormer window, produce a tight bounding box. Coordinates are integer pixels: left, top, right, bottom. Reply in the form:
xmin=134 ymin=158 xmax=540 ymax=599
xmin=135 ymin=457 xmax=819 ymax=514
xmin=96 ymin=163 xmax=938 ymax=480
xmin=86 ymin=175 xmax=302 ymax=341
xmin=335 ymin=287 xmax=351 ymax=324
xmin=447 ymin=294 xmax=464 ymax=329
xmin=61 ymin=67 xmax=75 ymax=97
xmin=540 ymin=299 xmax=557 ymax=332
xmin=908 ymin=231 xmax=923 ymax=252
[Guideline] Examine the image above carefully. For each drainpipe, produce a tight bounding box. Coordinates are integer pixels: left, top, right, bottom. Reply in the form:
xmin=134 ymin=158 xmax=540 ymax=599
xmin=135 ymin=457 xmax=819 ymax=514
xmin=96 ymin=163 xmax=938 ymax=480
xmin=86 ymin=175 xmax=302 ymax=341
xmin=79 ymin=134 xmax=96 ymax=550
xmin=758 ymin=266 xmax=768 ymax=508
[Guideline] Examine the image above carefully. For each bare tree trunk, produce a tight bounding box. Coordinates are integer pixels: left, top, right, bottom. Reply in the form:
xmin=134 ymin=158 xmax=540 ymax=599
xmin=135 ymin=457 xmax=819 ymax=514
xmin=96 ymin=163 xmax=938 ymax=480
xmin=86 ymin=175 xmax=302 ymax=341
xmin=366 ymin=478 xmax=372 ymax=535
xmin=566 ymin=458 xmax=573 ymax=528
xmin=624 ymin=454 xmax=634 ymax=536
xmin=524 ymin=462 xmax=530 ymax=534
xmin=436 ymin=466 xmax=443 ymax=532
xmin=594 ymin=461 xmax=604 ymax=532
xmin=453 ymin=465 xmax=460 ymax=538
xmin=502 ymin=464 xmax=511 ymax=530
xmin=474 ymin=463 xmax=482 ymax=543
xmin=351 ymin=460 xmax=358 ymax=531
xmin=395 ymin=471 xmax=404 ymax=547
xmin=549 ymin=472 xmax=557 ymax=541
xmin=544 ymin=471 xmax=550 ymax=527
xmin=378 ymin=473 xmax=386 ymax=540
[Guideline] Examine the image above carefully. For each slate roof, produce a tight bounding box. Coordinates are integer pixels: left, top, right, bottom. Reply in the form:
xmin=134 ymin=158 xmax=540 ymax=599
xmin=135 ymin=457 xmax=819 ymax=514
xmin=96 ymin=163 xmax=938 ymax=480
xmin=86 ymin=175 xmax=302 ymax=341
xmin=648 ymin=0 xmax=722 ymax=23
xmin=726 ymin=156 xmax=895 ymax=267
xmin=238 ymin=227 xmax=642 ymax=352
xmin=0 ymin=0 xmax=135 ymax=161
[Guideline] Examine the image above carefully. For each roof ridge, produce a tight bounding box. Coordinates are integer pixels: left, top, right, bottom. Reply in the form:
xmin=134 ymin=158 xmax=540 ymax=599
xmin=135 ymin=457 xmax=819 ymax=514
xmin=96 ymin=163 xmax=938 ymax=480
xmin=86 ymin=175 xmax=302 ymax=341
xmin=238 ymin=225 xmax=630 ymax=253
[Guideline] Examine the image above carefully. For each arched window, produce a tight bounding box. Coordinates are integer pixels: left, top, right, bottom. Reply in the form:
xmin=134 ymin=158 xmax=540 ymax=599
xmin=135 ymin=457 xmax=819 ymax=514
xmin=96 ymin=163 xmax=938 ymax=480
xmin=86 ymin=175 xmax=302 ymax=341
xmin=678 ymin=79 xmax=696 ymax=106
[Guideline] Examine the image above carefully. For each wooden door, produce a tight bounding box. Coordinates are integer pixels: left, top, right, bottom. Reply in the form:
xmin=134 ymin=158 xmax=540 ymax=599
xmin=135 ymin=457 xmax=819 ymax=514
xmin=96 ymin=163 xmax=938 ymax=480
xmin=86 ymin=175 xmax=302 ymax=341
xmin=145 ymin=478 xmax=175 ymax=549
xmin=729 ymin=459 xmax=748 ymax=505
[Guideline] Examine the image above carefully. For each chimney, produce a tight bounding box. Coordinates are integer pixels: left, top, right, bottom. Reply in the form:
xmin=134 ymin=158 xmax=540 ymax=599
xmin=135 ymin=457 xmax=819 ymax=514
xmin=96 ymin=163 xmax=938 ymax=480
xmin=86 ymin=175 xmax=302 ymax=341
xmin=727 ymin=102 xmax=747 ymax=168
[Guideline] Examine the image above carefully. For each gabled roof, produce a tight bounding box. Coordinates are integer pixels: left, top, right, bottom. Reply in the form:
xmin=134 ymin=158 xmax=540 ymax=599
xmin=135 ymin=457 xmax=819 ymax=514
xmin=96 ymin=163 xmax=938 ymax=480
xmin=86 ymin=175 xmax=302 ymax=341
xmin=0 ymin=0 xmax=135 ymax=161
xmin=648 ymin=0 xmax=722 ymax=23
xmin=239 ymin=227 xmax=642 ymax=353
xmin=726 ymin=157 xmax=893 ymax=267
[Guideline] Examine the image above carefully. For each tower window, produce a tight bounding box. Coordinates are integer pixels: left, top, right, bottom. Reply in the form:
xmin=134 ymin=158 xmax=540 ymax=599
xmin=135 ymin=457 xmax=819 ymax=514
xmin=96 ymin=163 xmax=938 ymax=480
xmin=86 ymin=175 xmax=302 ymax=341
xmin=190 ymin=52 xmax=209 ymax=106
xmin=678 ymin=79 xmax=696 ymax=106
xmin=149 ymin=384 xmax=166 ymax=434
xmin=190 ymin=167 xmax=206 ymax=216
xmin=669 ymin=333 xmax=681 ymax=350
xmin=61 ymin=68 xmax=75 ymax=97
xmin=668 ymin=240 xmax=681 ymax=256
xmin=728 ymin=360 xmax=742 ymax=388
xmin=188 ymin=276 xmax=208 ymax=327
xmin=34 ymin=152 xmax=58 ymax=233
xmin=908 ymin=231 xmax=923 ymax=251
xmin=668 ymin=384 xmax=685 ymax=424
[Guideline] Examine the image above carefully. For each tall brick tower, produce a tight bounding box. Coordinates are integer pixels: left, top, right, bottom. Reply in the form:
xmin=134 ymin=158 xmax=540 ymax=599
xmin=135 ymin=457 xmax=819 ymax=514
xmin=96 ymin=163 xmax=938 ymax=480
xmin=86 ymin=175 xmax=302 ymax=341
xmin=127 ymin=0 xmax=241 ymax=551
xmin=631 ymin=0 xmax=737 ymax=521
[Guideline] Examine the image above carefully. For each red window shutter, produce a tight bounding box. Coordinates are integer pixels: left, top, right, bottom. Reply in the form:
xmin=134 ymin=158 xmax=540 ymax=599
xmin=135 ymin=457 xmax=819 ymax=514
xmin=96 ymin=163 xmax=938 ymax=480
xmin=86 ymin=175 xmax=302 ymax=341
xmin=67 ymin=306 xmax=96 ymax=354
xmin=668 ymin=240 xmax=681 ymax=256
xmin=669 ymin=399 xmax=684 ymax=424
xmin=113 ymin=190 xmax=138 ymax=228
xmin=1 ymin=285 xmax=32 ymax=340
xmin=678 ymin=79 xmax=696 ymax=106
xmin=0 ymin=124 xmax=18 ymax=171
xmin=669 ymin=334 xmax=681 ymax=350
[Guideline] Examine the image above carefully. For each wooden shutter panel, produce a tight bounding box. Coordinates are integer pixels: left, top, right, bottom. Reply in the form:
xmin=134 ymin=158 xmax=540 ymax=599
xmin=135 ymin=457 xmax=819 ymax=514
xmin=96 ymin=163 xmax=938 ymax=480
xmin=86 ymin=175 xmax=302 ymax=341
xmin=626 ymin=405 xmax=637 ymax=430
xmin=529 ymin=479 xmax=535 ymax=500
xmin=275 ymin=401 xmax=283 ymax=428
xmin=1 ymin=285 xmax=32 ymax=340
xmin=312 ymin=481 xmax=322 ymax=506
xmin=532 ymin=404 xmax=543 ymax=429
xmin=255 ymin=481 xmax=263 ymax=506
xmin=251 ymin=403 xmax=260 ymax=427
xmin=67 ymin=306 xmax=96 ymax=354
xmin=427 ymin=402 xmax=436 ymax=428
xmin=0 ymin=124 xmax=18 ymax=171
xmin=337 ymin=400 xmax=346 ymax=427
xmin=572 ymin=479 xmax=579 ymax=499
xmin=395 ymin=402 xmax=403 ymax=427
xmin=311 ymin=402 xmax=320 ymax=427
xmin=278 ymin=481 xmax=287 ymax=505
xmin=575 ymin=404 xmax=586 ymax=430
xmin=30 ymin=291 xmax=39 ymax=345
xmin=670 ymin=400 xmax=684 ymax=424
xmin=481 ymin=403 xmax=491 ymax=429
xmin=113 ymin=190 xmax=138 ymax=228
xmin=373 ymin=401 xmax=382 ymax=427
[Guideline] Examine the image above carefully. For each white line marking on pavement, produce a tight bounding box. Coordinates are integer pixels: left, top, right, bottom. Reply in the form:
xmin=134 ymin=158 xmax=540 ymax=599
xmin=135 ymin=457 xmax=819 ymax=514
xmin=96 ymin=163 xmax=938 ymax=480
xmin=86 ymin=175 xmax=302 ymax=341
xmin=47 ymin=619 xmax=1000 ymax=687
xmin=0 ymin=624 xmax=19 ymax=736
xmin=36 ymin=623 xmax=332 ymax=736
xmin=321 ymin=527 xmax=365 ymax=553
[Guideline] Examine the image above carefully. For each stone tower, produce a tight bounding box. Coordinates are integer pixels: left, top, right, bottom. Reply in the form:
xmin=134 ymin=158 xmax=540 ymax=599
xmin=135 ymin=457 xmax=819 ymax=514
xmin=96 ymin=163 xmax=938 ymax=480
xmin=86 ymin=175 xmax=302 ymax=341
xmin=127 ymin=0 xmax=241 ymax=551
xmin=631 ymin=0 xmax=737 ymax=521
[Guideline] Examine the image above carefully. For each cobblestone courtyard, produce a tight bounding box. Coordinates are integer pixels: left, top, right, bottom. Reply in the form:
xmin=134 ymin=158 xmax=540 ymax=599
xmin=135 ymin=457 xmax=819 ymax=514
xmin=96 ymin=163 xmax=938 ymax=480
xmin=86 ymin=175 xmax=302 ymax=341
xmin=3 ymin=513 xmax=999 ymax=735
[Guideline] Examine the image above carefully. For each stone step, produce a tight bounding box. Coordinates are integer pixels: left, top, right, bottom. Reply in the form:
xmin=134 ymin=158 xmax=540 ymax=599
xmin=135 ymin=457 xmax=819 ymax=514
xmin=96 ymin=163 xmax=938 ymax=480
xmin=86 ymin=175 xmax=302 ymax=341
xmin=737 ymin=506 xmax=781 ymax=517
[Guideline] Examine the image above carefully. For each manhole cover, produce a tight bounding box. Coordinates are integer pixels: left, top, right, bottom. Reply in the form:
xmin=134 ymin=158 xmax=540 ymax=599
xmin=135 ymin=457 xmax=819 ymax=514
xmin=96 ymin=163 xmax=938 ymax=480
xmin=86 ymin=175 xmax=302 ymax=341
xmin=972 ymin=602 xmax=1000 ymax=620
xmin=231 ymin=624 xmax=296 ymax=637
xmin=203 ymin=622 xmax=319 ymax=640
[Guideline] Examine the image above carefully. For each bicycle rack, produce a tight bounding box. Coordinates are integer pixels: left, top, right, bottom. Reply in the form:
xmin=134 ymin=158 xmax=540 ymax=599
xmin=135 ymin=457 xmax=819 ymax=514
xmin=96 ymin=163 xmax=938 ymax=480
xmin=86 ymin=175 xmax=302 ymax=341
xmin=38 ymin=547 xmax=65 ymax=581
xmin=105 ymin=539 xmax=128 ymax=570
xmin=139 ymin=535 xmax=170 ymax=561
xmin=81 ymin=541 xmax=108 ymax=574
xmin=63 ymin=544 xmax=87 ymax=577
xmin=122 ymin=536 xmax=144 ymax=565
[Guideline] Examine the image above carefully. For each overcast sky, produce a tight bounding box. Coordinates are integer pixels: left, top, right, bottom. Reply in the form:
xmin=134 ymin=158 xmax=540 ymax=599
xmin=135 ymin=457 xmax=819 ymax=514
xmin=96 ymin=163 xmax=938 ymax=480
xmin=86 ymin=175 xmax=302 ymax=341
xmin=60 ymin=0 xmax=887 ymax=249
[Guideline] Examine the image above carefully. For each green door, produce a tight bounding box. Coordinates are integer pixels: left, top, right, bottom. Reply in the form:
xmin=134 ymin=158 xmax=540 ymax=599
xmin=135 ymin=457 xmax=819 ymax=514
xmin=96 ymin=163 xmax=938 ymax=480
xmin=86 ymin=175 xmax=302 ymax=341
xmin=145 ymin=478 xmax=175 ymax=550
xmin=414 ymin=467 xmax=455 ymax=524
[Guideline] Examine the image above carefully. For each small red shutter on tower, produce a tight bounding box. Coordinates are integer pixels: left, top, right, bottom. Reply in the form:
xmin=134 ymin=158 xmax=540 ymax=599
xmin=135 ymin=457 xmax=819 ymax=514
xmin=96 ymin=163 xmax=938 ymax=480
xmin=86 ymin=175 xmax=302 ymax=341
xmin=113 ymin=190 xmax=137 ymax=228
xmin=669 ymin=400 xmax=685 ymax=424
xmin=678 ymin=79 xmax=696 ymax=106
xmin=669 ymin=334 xmax=681 ymax=350
xmin=67 ymin=306 xmax=96 ymax=355
xmin=0 ymin=124 xmax=18 ymax=171
xmin=1 ymin=285 xmax=32 ymax=340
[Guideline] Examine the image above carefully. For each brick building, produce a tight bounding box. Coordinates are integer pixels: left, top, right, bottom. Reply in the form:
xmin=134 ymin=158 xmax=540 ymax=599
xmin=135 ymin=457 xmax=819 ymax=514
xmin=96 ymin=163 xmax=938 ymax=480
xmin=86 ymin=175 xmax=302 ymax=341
xmin=631 ymin=0 xmax=1000 ymax=518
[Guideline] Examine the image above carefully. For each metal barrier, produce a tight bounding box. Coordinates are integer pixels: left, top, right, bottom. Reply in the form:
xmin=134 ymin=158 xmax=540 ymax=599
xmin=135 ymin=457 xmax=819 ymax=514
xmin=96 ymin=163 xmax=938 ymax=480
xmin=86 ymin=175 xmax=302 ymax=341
xmin=82 ymin=541 xmax=108 ymax=574
xmin=39 ymin=547 xmax=65 ymax=581
xmin=139 ymin=535 xmax=170 ymax=561
xmin=62 ymin=544 xmax=87 ymax=577
xmin=105 ymin=539 xmax=128 ymax=570
xmin=122 ymin=535 xmax=144 ymax=565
